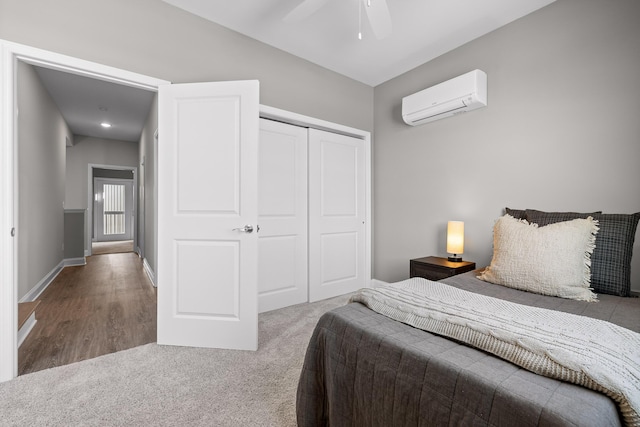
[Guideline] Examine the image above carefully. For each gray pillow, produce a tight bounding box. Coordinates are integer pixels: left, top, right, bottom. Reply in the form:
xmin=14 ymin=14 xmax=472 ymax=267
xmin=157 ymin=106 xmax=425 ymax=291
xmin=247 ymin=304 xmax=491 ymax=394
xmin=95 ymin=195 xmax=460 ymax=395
xmin=525 ymin=209 xmax=601 ymax=224
xmin=526 ymin=210 xmax=639 ymax=297
xmin=504 ymin=207 xmax=527 ymax=220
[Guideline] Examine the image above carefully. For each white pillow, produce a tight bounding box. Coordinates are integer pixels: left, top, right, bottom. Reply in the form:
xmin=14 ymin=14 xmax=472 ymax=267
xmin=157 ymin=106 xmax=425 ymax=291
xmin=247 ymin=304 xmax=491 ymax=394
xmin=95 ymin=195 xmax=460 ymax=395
xmin=478 ymin=214 xmax=599 ymax=301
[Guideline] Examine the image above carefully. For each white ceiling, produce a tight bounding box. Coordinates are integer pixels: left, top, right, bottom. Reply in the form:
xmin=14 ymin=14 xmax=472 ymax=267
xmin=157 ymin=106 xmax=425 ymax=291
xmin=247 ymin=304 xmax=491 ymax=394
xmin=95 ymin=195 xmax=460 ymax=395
xmin=34 ymin=66 xmax=155 ymax=143
xmin=162 ymin=0 xmax=556 ymax=87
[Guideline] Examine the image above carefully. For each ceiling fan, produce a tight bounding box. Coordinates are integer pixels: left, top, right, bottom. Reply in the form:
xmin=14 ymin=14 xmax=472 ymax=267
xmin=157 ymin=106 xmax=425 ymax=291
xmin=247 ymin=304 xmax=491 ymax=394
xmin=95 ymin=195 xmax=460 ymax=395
xmin=283 ymin=0 xmax=392 ymax=40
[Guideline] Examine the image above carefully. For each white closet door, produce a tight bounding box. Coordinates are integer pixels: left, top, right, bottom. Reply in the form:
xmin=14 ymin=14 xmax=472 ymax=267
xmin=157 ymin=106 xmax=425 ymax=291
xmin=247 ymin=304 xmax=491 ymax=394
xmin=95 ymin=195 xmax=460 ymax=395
xmin=308 ymin=128 xmax=366 ymax=302
xmin=258 ymin=119 xmax=308 ymax=313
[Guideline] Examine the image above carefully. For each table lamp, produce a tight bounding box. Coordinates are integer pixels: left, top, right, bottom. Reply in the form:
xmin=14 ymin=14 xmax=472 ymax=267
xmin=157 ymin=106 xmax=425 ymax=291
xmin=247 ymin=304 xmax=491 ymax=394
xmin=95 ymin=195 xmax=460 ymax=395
xmin=447 ymin=221 xmax=464 ymax=262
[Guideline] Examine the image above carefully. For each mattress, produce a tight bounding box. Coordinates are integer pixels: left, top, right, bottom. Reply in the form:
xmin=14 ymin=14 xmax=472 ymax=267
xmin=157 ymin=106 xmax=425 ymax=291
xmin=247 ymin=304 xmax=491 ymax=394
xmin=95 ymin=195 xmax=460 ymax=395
xmin=296 ymin=271 xmax=640 ymax=426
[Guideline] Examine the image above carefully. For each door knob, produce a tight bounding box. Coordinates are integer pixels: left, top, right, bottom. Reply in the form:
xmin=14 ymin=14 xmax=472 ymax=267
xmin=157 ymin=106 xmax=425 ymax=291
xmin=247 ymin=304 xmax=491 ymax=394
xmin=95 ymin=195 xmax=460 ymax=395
xmin=232 ymin=225 xmax=254 ymax=233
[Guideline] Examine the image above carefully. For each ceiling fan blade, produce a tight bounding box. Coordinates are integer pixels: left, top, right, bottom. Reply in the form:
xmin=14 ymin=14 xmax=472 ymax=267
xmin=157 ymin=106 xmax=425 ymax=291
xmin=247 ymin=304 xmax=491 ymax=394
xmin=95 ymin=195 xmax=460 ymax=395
xmin=283 ymin=0 xmax=332 ymax=23
xmin=363 ymin=0 xmax=392 ymax=39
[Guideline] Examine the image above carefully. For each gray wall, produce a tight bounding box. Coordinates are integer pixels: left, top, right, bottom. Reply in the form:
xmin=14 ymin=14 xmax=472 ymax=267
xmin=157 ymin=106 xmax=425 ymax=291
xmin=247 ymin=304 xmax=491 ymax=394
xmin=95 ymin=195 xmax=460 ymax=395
xmin=64 ymin=210 xmax=85 ymax=259
xmin=65 ymin=136 xmax=139 ymax=210
xmin=373 ymin=0 xmax=640 ymax=292
xmin=0 ymin=0 xmax=373 ymax=133
xmin=138 ymin=94 xmax=158 ymax=278
xmin=17 ymin=62 xmax=70 ymax=300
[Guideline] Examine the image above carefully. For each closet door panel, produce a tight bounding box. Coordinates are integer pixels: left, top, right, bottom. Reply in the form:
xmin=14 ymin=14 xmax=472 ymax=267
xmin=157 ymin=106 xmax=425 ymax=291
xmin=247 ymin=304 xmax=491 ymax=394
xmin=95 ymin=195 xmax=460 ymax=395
xmin=309 ymin=128 xmax=366 ymax=302
xmin=257 ymin=119 xmax=308 ymax=313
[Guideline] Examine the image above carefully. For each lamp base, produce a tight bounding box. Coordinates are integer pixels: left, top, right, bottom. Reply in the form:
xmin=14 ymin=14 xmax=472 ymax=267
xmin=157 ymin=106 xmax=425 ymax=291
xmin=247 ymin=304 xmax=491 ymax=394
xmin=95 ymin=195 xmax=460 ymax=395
xmin=447 ymin=255 xmax=462 ymax=262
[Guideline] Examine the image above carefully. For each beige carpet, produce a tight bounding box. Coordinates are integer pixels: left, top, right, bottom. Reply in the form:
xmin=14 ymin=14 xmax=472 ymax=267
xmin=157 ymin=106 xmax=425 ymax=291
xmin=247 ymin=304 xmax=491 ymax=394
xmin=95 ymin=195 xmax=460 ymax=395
xmin=92 ymin=240 xmax=134 ymax=255
xmin=0 ymin=293 xmax=353 ymax=426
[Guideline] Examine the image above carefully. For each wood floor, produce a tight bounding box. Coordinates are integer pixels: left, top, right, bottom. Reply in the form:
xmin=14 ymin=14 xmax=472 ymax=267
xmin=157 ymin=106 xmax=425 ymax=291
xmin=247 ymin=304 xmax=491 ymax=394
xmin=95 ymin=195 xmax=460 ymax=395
xmin=18 ymin=252 xmax=157 ymax=376
xmin=92 ymin=240 xmax=134 ymax=255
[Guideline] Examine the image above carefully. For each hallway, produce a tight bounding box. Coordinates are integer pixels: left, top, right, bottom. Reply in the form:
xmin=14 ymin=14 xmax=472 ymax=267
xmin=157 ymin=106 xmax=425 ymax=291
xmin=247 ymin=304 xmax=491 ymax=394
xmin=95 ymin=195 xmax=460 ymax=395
xmin=18 ymin=251 xmax=157 ymax=375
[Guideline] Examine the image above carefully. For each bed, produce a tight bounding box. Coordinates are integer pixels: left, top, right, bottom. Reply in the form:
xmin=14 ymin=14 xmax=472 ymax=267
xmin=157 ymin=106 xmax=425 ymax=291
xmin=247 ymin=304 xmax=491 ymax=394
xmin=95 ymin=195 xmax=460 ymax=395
xmin=297 ymin=209 xmax=640 ymax=427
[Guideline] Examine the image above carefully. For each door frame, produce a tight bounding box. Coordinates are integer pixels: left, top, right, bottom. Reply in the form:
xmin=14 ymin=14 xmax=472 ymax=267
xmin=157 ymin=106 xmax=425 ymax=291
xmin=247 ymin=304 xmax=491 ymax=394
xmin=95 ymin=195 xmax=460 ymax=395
xmin=87 ymin=165 xmax=138 ymax=255
xmin=0 ymin=39 xmax=169 ymax=382
xmin=0 ymin=39 xmax=371 ymax=382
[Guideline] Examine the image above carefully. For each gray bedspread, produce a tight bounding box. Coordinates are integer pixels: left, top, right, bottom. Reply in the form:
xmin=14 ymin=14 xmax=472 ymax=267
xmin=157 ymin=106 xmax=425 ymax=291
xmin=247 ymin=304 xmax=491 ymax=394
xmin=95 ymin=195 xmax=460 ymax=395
xmin=296 ymin=271 xmax=640 ymax=426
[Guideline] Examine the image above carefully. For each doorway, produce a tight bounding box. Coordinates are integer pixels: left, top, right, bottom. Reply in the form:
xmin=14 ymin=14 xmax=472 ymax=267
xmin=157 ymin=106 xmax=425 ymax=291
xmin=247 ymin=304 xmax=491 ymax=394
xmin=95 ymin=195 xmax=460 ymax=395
xmin=95 ymin=178 xmax=134 ymax=242
xmin=0 ymin=41 xmax=168 ymax=381
xmin=88 ymin=165 xmax=138 ymax=255
xmin=14 ymin=62 xmax=151 ymax=374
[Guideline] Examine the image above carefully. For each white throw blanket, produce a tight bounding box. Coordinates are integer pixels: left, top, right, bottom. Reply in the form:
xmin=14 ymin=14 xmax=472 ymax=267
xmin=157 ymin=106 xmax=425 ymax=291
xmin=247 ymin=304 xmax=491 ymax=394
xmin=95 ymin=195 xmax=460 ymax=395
xmin=350 ymin=278 xmax=640 ymax=427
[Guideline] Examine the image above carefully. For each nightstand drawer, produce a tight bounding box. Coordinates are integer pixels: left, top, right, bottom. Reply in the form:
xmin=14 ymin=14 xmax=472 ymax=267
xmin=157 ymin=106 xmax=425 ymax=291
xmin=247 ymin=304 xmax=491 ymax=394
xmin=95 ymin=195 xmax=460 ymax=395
xmin=410 ymin=263 xmax=453 ymax=281
xmin=410 ymin=256 xmax=476 ymax=281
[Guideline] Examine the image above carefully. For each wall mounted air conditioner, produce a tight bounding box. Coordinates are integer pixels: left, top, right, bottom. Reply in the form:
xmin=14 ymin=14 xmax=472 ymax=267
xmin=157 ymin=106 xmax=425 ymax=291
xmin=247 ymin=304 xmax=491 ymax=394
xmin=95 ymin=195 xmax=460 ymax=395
xmin=402 ymin=69 xmax=487 ymax=126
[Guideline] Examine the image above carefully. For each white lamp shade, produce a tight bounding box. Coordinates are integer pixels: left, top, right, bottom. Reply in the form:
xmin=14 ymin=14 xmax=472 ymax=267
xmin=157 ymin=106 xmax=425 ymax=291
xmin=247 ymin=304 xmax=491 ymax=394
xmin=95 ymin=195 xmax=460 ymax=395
xmin=447 ymin=221 xmax=464 ymax=255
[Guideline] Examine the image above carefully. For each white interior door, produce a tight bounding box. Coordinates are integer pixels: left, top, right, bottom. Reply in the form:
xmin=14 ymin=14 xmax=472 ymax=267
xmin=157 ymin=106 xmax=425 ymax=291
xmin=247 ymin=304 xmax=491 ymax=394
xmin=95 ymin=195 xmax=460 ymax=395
xmin=257 ymin=119 xmax=308 ymax=313
xmin=157 ymin=80 xmax=259 ymax=350
xmin=94 ymin=178 xmax=134 ymax=242
xmin=309 ymin=128 xmax=366 ymax=301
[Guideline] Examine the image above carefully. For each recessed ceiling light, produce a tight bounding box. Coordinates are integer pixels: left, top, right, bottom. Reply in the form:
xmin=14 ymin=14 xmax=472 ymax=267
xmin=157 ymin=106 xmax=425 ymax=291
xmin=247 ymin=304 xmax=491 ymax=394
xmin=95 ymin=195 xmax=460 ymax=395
xmin=100 ymin=122 xmax=112 ymax=128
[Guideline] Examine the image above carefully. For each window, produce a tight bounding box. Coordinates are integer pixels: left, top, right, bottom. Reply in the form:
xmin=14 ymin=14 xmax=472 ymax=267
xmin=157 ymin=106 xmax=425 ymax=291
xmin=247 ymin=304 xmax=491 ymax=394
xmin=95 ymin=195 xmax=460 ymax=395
xmin=103 ymin=184 xmax=126 ymax=235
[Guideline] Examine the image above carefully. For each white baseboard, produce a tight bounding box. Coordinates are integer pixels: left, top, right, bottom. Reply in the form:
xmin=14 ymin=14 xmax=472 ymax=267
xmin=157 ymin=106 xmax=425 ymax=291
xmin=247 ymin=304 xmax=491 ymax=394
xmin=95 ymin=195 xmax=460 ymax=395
xmin=21 ymin=257 xmax=86 ymax=304
xmin=143 ymin=258 xmax=157 ymax=287
xmin=63 ymin=257 xmax=86 ymax=267
xmin=370 ymin=279 xmax=389 ymax=288
xmin=17 ymin=314 xmax=36 ymax=347
xmin=20 ymin=261 xmax=64 ymax=303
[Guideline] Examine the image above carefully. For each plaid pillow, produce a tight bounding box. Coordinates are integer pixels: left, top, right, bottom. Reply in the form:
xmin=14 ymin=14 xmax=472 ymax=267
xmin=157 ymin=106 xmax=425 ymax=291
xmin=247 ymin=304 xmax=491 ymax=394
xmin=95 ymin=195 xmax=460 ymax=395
xmin=589 ymin=213 xmax=640 ymax=297
xmin=526 ymin=210 xmax=639 ymax=297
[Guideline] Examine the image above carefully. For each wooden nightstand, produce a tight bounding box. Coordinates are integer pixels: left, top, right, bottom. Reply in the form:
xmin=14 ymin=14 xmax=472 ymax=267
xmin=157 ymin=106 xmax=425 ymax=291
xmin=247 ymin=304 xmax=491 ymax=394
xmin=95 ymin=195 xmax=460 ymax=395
xmin=410 ymin=256 xmax=476 ymax=281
